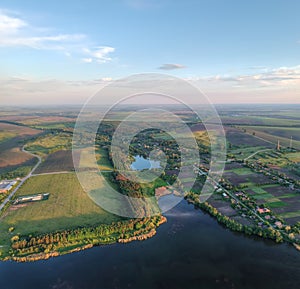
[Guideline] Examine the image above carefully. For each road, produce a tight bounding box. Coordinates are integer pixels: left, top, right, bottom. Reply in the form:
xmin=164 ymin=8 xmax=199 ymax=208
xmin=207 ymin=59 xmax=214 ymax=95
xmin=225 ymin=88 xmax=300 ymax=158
xmin=243 ymin=149 xmax=272 ymax=162
xmin=31 ymin=171 xmax=71 ymax=176
xmin=0 ymin=146 xmax=41 ymax=212
xmin=206 ymin=175 xmax=269 ymax=225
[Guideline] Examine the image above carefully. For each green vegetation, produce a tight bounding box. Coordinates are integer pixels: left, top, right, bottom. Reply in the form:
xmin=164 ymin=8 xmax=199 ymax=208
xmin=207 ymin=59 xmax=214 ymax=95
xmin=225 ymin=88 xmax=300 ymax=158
xmin=228 ymin=146 xmax=266 ymax=161
xmin=240 ymin=126 xmax=300 ymax=149
xmin=0 ymin=173 xmax=120 ymax=238
xmin=0 ymin=172 xmax=167 ymax=260
xmin=2 ymin=106 xmax=300 ymax=261
xmin=0 ymin=123 xmax=41 ymax=179
xmin=230 ymin=167 xmax=254 ymax=175
xmin=186 ymin=193 xmax=285 ymax=244
xmin=25 ymin=132 xmax=72 ymax=157
xmin=7 ymin=215 xmax=166 ymax=261
xmin=286 ymin=152 xmax=300 ymax=163
xmin=96 ymin=147 xmax=113 ymax=171
xmin=241 ymin=126 xmax=300 ymax=141
xmin=251 ymin=187 xmax=268 ymax=194
xmin=0 ymin=131 xmax=17 ymax=143
xmin=252 ymin=193 xmax=274 ymax=200
xmin=0 ymin=159 xmax=37 ymax=180
xmin=266 ymin=201 xmax=287 ymax=208
xmin=279 ymin=211 xmax=300 ymax=219
xmin=35 ymin=150 xmax=74 ymax=174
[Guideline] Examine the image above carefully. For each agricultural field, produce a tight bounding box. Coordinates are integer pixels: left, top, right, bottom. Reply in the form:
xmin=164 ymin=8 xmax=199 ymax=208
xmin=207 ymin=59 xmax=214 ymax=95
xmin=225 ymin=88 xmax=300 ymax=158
xmin=0 ymin=123 xmax=41 ymax=179
xmin=226 ymin=167 xmax=254 ymax=175
xmin=224 ymin=162 xmax=300 ymax=226
xmin=18 ymin=116 xmax=76 ymax=126
xmin=254 ymin=150 xmax=300 ymax=181
xmin=0 ymin=173 xmax=122 ymax=247
xmin=25 ymin=132 xmax=72 ymax=157
xmin=240 ymin=126 xmax=300 ymax=142
xmin=96 ymin=147 xmax=113 ymax=171
xmin=34 ymin=150 xmax=74 ymax=174
xmin=225 ymin=127 xmax=274 ymax=148
xmin=0 ymin=122 xmax=40 ymax=144
xmin=227 ymin=146 xmax=267 ymax=161
xmin=247 ymin=184 xmax=300 ymax=226
xmin=239 ymin=127 xmax=300 ymax=150
xmin=255 ymin=150 xmax=289 ymax=166
xmin=223 ymin=169 xmax=275 ymax=188
xmin=285 ymin=152 xmax=300 ymax=163
xmin=221 ymin=115 xmax=300 ymax=127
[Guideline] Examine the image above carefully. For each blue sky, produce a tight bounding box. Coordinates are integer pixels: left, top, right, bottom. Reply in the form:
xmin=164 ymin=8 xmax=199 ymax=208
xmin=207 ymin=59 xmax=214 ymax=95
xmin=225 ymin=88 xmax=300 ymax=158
xmin=1 ymin=0 xmax=300 ymax=104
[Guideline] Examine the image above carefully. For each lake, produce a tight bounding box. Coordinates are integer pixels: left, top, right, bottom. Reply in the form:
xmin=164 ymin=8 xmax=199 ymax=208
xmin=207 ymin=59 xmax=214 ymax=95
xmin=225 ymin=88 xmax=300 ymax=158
xmin=130 ymin=155 xmax=161 ymax=171
xmin=0 ymin=200 xmax=300 ymax=289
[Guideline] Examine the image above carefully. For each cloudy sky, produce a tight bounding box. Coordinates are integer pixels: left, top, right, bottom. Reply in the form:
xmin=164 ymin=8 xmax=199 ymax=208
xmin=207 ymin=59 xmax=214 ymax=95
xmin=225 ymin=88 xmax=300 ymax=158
xmin=0 ymin=0 xmax=300 ymax=105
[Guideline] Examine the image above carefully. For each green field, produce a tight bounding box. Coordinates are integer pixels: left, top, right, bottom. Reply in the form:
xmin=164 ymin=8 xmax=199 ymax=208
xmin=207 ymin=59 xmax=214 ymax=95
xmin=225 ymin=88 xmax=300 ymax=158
xmin=230 ymin=167 xmax=254 ymax=176
xmin=223 ymin=115 xmax=300 ymax=127
xmin=0 ymin=131 xmax=17 ymax=143
xmin=25 ymin=132 xmax=72 ymax=157
xmin=96 ymin=147 xmax=113 ymax=171
xmin=251 ymin=187 xmax=268 ymax=194
xmin=0 ymin=124 xmax=41 ymax=179
xmin=278 ymin=211 xmax=300 ymax=219
xmin=228 ymin=146 xmax=266 ymax=160
xmin=266 ymin=201 xmax=287 ymax=208
xmin=240 ymin=126 xmax=300 ymax=149
xmin=0 ymin=173 xmax=121 ymax=246
xmin=252 ymin=193 xmax=274 ymax=200
xmin=285 ymin=152 xmax=300 ymax=163
xmin=244 ymin=126 xmax=300 ymax=141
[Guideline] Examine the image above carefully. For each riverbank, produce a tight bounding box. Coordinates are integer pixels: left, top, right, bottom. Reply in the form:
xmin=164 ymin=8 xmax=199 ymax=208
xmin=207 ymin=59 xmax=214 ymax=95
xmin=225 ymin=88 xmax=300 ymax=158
xmin=1 ymin=215 xmax=167 ymax=262
xmin=185 ymin=192 xmax=300 ymax=251
xmin=1 ymin=199 xmax=300 ymax=289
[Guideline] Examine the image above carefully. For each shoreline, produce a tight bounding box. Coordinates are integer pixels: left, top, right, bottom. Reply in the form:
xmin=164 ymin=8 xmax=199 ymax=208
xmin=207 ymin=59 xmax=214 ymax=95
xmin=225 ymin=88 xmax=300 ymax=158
xmin=185 ymin=193 xmax=300 ymax=251
xmin=2 ymin=193 xmax=299 ymax=263
xmin=1 ymin=215 xmax=167 ymax=263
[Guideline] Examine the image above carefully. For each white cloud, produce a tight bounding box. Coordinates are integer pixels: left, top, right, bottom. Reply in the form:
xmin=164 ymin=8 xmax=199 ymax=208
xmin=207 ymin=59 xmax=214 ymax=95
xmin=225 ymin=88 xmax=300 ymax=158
xmin=83 ymin=46 xmax=115 ymax=63
xmin=197 ymin=65 xmax=300 ymax=89
xmin=100 ymin=77 xmax=113 ymax=81
xmin=0 ymin=77 xmax=112 ymax=105
xmin=82 ymin=58 xmax=93 ymax=63
xmin=0 ymin=11 xmax=27 ymax=34
xmin=158 ymin=63 xmax=186 ymax=70
xmin=0 ymin=33 xmax=85 ymax=49
xmin=0 ymin=11 xmax=86 ymax=50
xmin=0 ymin=10 xmax=115 ymax=63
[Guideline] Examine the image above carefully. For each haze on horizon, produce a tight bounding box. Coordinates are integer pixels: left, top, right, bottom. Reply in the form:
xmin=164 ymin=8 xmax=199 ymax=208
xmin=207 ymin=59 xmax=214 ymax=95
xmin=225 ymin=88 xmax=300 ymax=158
xmin=0 ymin=0 xmax=300 ymax=105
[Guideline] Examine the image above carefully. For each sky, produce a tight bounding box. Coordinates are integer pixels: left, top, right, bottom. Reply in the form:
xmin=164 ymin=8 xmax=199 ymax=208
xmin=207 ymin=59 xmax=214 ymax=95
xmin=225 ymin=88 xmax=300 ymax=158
xmin=0 ymin=0 xmax=300 ymax=105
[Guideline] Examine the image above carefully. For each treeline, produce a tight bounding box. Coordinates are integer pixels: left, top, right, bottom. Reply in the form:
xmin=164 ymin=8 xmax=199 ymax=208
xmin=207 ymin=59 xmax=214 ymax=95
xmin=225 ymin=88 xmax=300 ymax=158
xmin=9 ymin=215 xmax=166 ymax=261
xmin=186 ymin=193 xmax=285 ymax=244
xmin=0 ymin=158 xmax=37 ymax=180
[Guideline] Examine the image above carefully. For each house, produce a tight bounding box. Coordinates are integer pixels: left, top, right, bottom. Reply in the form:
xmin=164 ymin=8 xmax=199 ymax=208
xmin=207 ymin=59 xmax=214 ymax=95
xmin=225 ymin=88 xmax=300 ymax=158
xmin=222 ymin=193 xmax=229 ymax=199
xmin=155 ymin=186 xmax=171 ymax=198
xmin=0 ymin=180 xmax=17 ymax=193
xmin=257 ymin=207 xmax=271 ymax=214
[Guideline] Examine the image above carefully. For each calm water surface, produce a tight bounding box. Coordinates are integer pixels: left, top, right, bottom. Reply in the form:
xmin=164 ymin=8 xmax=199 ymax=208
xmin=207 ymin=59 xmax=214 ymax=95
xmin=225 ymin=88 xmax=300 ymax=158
xmin=1 ymin=200 xmax=300 ymax=289
xmin=130 ymin=155 xmax=161 ymax=171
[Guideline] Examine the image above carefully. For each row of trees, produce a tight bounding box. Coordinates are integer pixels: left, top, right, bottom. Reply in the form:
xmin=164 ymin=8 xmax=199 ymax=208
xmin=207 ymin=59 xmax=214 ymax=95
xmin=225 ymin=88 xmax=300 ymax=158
xmin=10 ymin=215 xmax=166 ymax=258
xmin=186 ymin=193 xmax=285 ymax=243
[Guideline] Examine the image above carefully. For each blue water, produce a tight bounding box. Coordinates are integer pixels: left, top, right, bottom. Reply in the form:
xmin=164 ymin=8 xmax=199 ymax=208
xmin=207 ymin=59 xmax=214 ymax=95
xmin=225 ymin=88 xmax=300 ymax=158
xmin=1 ymin=201 xmax=300 ymax=289
xmin=130 ymin=155 xmax=161 ymax=171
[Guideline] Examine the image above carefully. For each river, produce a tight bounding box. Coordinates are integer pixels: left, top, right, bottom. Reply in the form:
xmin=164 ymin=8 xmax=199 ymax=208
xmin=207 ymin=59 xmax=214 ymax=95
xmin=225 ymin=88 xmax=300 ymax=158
xmin=0 ymin=200 xmax=300 ymax=289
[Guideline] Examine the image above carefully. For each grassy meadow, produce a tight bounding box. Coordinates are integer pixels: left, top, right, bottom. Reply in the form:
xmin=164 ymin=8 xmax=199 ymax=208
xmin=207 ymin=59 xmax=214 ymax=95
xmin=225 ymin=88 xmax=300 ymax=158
xmin=0 ymin=173 xmax=122 ymax=248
